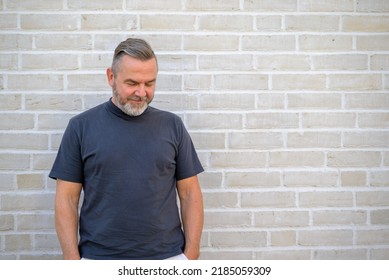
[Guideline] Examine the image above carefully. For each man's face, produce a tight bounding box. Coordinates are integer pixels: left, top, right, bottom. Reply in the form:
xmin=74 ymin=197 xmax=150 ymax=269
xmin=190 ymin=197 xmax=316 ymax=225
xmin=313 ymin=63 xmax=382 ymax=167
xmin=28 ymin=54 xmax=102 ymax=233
xmin=107 ymin=55 xmax=158 ymax=116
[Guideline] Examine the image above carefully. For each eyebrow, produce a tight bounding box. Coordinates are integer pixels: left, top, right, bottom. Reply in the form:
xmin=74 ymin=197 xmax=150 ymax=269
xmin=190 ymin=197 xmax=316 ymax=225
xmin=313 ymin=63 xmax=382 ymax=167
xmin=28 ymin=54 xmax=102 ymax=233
xmin=124 ymin=78 xmax=156 ymax=84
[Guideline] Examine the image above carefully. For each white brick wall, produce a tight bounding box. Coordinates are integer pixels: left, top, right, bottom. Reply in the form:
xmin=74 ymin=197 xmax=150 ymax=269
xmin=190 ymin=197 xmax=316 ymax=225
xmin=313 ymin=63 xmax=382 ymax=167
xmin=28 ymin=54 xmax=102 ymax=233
xmin=0 ymin=0 xmax=388 ymax=260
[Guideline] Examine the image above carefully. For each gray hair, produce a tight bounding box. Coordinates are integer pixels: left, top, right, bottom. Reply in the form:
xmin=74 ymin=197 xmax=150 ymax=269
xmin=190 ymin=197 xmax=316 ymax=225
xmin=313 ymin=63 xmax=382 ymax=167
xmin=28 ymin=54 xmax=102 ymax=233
xmin=111 ymin=38 xmax=157 ymax=76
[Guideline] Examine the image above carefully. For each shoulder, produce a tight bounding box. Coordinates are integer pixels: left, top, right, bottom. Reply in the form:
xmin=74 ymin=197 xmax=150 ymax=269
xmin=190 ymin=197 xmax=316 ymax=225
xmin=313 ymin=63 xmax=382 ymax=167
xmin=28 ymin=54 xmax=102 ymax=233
xmin=69 ymin=102 xmax=106 ymax=124
xmin=147 ymin=106 xmax=183 ymax=124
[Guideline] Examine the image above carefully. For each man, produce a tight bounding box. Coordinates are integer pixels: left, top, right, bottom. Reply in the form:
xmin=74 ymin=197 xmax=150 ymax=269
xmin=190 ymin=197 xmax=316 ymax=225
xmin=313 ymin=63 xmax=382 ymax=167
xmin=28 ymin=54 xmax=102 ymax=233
xmin=50 ymin=38 xmax=204 ymax=260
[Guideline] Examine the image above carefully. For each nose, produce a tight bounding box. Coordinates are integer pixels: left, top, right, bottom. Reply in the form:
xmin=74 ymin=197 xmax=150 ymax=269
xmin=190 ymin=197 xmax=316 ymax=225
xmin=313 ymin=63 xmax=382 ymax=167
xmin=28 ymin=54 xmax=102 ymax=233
xmin=135 ymin=84 xmax=146 ymax=97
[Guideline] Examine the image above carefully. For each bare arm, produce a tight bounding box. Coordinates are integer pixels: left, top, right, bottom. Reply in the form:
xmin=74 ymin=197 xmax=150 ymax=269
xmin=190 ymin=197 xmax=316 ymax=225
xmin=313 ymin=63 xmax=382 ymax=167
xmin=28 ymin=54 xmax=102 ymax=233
xmin=55 ymin=179 xmax=82 ymax=260
xmin=176 ymin=175 xmax=204 ymax=260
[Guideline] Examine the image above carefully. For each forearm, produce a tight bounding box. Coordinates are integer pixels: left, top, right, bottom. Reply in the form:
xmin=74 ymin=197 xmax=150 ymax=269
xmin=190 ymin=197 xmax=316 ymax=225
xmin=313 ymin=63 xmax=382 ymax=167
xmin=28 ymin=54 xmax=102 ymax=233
xmin=178 ymin=177 xmax=204 ymax=260
xmin=55 ymin=180 xmax=82 ymax=260
xmin=55 ymin=202 xmax=80 ymax=259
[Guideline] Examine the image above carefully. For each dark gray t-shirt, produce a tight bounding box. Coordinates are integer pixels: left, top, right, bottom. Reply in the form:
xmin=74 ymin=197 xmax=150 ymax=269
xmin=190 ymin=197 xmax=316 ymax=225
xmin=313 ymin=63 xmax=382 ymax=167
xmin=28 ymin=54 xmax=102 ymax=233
xmin=49 ymin=100 xmax=203 ymax=260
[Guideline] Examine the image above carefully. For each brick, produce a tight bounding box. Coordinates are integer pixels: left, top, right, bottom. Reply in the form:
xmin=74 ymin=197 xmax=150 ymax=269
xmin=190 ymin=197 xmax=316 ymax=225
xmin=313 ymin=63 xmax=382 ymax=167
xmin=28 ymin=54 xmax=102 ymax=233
xmin=287 ymin=132 xmax=341 ymax=148
xmin=50 ymin=133 xmax=64 ymax=151
xmin=25 ymin=95 xmax=82 ymax=111
xmin=299 ymin=0 xmax=354 ymax=12
xmin=285 ymin=15 xmax=339 ymax=31
xmin=67 ymin=0 xmax=123 ymax=10
xmin=190 ymin=132 xmax=225 ymax=149
xmin=370 ymin=171 xmax=389 ymax=187
xmin=157 ymin=74 xmax=182 ymax=91
xmin=81 ymin=53 xmax=113 ymax=70
xmin=270 ymin=151 xmax=325 ymax=168
xmin=241 ymin=192 xmax=296 ymax=208
xmin=356 ymin=191 xmax=389 ymax=207
xmin=327 ymin=151 xmax=381 ymax=168
xmin=158 ymin=55 xmax=196 ymax=71
xmin=183 ymin=75 xmax=211 ymax=90
xmin=0 ymin=194 xmax=54 ymax=211
xmin=343 ymin=16 xmax=389 ymax=32
xmin=256 ymin=55 xmax=311 ymax=71
xmin=255 ymin=15 xmax=282 ymax=31
xmin=199 ymin=15 xmax=253 ymax=31
xmin=0 ymin=215 xmax=14 ymax=231
xmin=345 ymin=93 xmax=389 ymax=109
xmin=135 ymin=35 xmax=182 ymax=51
xmin=4 ymin=235 xmax=33 ymax=251
xmin=81 ymin=14 xmax=137 ymax=30
xmin=17 ymin=215 xmax=54 ymax=231
xmin=17 ymin=174 xmax=44 ymax=190
xmin=371 ymin=249 xmax=389 ymax=260
xmin=0 ymin=34 xmax=32 ymax=51
xmin=229 ymin=132 xmax=283 ymax=149
xmin=187 ymin=113 xmax=242 ymax=129
xmin=246 ymin=113 xmax=299 ymax=129
xmin=356 ymin=0 xmax=389 ymax=12
xmin=32 ymin=153 xmax=56 ymax=170
xmin=200 ymin=94 xmax=255 ymax=110
xmin=284 ymin=171 xmax=338 ymax=188
xmin=371 ymin=210 xmax=389 ymax=225
xmin=185 ymin=0 xmax=240 ymax=11
xmin=257 ymin=93 xmax=285 ymax=109
xmin=314 ymin=249 xmax=367 ymax=260
xmin=141 ymin=15 xmax=195 ymax=31
xmin=270 ymin=231 xmax=296 ymax=246
xmin=288 ymin=93 xmax=342 ymax=110
xmin=215 ymin=74 xmax=268 ymax=90
xmin=303 ymin=112 xmax=356 ymax=128
xmin=0 ymin=174 xmax=15 ymax=191
xmin=198 ymin=172 xmax=223 ymax=189
xmin=254 ymin=211 xmax=309 ymax=227
xmin=125 ymin=0 xmax=182 ymax=10
xmin=35 ymin=34 xmax=92 ymax=51
xmin=225 ymin=172 xmax=281 ymax=188
xmin=244 ymin=0 xmax=297 ymax=11
xmin=22 ymin=54 xmax=79 ymax=70
xmin=313 ymin=210 xmax=367 ymax=225
xmin=273 ymin=74 xmax=326 ymax=90
xmin=0 ymin=14 xmax=18 ymax=29
xmin=0 ymin=154 xmax=30 ymax=170
xmin=210 ymin=152 xmax=267 ymax=168
xmin=357 ymin=35 xmax=389 ymax=51
xmin=344 ymin=132 xmax=389 ymax=148
xmin=7 ymin=0 xmax=63 ymax=10
xmin=153 ymin=94 xmax=198 ymax=111
xmin=200 ymin=251 xmax=253 ymax=260
xmin=204 ymin=211 xmax=252 ymax=229
xmin=341 ymin=171 xmax=367 ymax=187
xmin=8 ymin=75 xmax=63 ymax=91
xmin=38 ymin=114 xmax=75 ymax=130
xmin=0 ymin=95 xmax=21 ymax=110
xmin=199 ymin=55 xmax=254 ymax=71
xmin=357 ymin=230 xmax=389 ymax=245
xmin=21 ymin=14 xmax=78 ymax=30
xmin=299 ymin=191 xmax=353 ymax=207
xmin=242 ymin=35 xmax=296 ymax=51
xmin=203 ymin=192 xmax=239 ymax=208
xmin=255 ymin=250 xmax=310 ymax=260
xmin=328 ymin=74 xmax=382 ymax=91
xmin=0 ymin=113 xmax=34 ymax=130
xmin=359 ymin=113 xmax=389 ymax=128
xmin=210 ymin=231 xmax=267 ymax=247
xmin=299 ymin=35 xmax=352 ymax=51
xmin=299 ymin=230 xmax=353 ymax=246
xmin=371 ymin=54 xmax=389 ymax=70
xmin=67 ymin=74 xmax=107 ymax=91
xmin=0 ymin=54 xmax=18 ymax=70
xmin=0 ymin=133 xmax=48 ymax=150
xmin=34 ymin=234 xmax=60 ymax=250
xmin=312 ymin=54 xmax=368 ymax=71
xmin=184 ymin=35 xmax=239 ymax=51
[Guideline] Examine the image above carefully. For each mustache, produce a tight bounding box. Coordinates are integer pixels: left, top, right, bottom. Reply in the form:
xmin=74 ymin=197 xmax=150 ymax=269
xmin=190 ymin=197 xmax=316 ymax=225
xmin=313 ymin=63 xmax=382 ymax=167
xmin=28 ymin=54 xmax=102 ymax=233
xmin=127 ymin=96 xmax=147 ymax=102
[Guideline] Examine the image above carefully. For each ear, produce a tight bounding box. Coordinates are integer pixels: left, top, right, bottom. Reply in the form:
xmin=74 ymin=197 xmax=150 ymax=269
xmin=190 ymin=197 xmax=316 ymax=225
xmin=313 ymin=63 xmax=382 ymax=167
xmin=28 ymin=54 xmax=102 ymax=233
xmin=106 ymin=67 xmax=114 ymax=87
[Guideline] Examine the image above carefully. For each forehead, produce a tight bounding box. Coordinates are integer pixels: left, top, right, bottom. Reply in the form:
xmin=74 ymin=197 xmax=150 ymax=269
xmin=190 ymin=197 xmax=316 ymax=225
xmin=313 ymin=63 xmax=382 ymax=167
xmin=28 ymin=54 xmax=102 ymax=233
xmin=117 ymin=55 xmax=157 ymax=75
